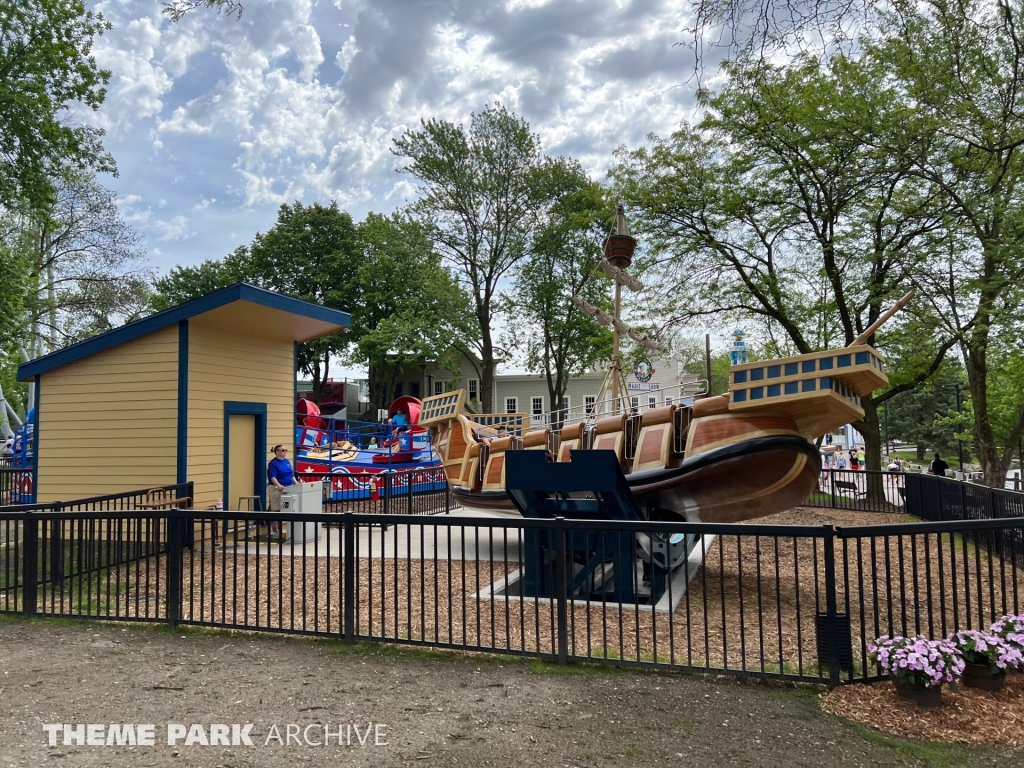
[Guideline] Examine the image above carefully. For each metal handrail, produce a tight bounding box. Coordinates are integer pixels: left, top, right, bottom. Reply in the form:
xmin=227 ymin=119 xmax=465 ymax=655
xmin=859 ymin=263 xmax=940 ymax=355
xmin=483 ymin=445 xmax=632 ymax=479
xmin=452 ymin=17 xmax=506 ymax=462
xmin=530 ymin=379 xmax=709 ymax=433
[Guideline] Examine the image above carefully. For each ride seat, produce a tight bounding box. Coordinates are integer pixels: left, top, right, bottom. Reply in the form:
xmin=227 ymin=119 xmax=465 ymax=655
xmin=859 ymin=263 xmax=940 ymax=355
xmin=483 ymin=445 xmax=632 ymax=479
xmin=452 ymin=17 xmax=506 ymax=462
xmin=522 ymin=429 xmax=549 ymax=450
xmin=447 ymin=416 xmax=474 ymax=485
xmin=591 ymin=414 xmax=627 ymax=469
xmin=693 ymin=394 xmax=730 ymax=417
xmin=631 ymin=405 xmax=677 ymax=473
xmin=556 ymin=423 xmax=583 ymax=462
xmin=481 ymin=436 xmax=514 ymax=491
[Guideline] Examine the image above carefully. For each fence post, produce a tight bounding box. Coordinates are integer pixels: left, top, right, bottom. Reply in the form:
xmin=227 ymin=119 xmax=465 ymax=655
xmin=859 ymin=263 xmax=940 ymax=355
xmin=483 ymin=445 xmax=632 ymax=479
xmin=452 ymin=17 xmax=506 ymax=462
xmin=554 ymin=516 xmax=568 ymax=665
xmin=343 ymin=513 xmax=355 ymax=642
xmin=50 ymin=502 xmax=64 ymax=588
xmin=936 ymin=477 xmax=945 ymax=521
xmin=166 ymin=514 xmax=183 ymax=627
xmin=960 ymin=481 xmax=969 ymax=520
xmin=830 ymin=470 xmax=837 ymax=509
xmin=407 ymin=470 xmax=414 ymax=515
xmin=445 ymin=482 xmax=451 ymax=514
xmin=383 ymin=472 xmax=390 ymax=515
xmin=822 ymin=524 xmax=841 ymax=688
xmin=22 ymin=509 xmax=38 ymax=616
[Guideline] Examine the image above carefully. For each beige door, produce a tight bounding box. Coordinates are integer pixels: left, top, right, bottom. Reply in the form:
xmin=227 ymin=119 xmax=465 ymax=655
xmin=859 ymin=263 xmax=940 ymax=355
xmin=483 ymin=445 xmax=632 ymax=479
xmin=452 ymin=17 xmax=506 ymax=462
xmin=227 ymin=414 xmax=257 ymax=510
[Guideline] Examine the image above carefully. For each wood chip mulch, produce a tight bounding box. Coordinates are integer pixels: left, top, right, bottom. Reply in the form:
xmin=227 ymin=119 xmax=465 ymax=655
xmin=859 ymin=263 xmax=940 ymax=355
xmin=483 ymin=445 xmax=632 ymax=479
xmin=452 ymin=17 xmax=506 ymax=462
xmin=821 ymin=673 xmax=1024 ymax=747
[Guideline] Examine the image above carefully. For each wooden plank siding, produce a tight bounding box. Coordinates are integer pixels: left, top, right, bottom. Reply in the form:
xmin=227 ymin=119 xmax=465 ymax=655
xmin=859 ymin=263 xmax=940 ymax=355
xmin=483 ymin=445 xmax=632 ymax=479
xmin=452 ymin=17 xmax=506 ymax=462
xmin=36 ymin=325 xmax=179 ymax=501
xmin=186 ymin=318 xmax=294 ymax=510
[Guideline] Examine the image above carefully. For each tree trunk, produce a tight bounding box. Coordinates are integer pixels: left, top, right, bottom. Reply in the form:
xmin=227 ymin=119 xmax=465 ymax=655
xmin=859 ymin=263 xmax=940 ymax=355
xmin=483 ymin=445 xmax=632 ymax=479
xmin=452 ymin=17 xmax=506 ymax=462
xmin=916 ymin=443 xmax=926 ymax=461
xmin=479 ymin=322 xmax=495 ymax=413
xmin=964 ymin=342 xmax=1004 ymax=487
xmin=857 ymin=399 xmax=885 ymax=502
xmin=857 ymin=399 xmax=883 ymax=472
xmin=309 ymin=358 xmax=323 ymax=405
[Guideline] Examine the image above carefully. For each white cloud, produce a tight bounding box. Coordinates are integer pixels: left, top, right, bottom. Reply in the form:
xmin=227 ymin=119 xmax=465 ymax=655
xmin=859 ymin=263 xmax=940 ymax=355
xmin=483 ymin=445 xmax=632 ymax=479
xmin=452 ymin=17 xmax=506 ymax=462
xmin=85 ymin=0 xmax=706 ymax=271
xmin=153 ymin=215 xmax=191 ymax=241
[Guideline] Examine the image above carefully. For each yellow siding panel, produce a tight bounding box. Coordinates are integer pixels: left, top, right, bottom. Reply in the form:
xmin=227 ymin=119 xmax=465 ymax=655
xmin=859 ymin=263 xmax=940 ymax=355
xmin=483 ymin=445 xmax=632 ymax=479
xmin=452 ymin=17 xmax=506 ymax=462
xmin=37 ymin=325 xmax=179 ymax=502
xmin=187 ymin=318 xmax=294 ymax=510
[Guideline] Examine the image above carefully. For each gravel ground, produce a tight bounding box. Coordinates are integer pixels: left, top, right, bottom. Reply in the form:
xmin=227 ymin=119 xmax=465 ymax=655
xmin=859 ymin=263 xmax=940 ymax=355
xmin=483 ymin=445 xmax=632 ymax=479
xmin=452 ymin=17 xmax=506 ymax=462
xmin=0 ymin=615 xmax=1017 ymax=768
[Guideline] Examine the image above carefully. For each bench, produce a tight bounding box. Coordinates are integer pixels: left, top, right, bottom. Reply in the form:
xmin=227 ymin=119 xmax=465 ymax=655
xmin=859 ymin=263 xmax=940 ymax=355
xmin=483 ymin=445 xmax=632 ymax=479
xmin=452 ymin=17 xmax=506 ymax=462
xmin=834 ymin=479 xmax=867 ymax=498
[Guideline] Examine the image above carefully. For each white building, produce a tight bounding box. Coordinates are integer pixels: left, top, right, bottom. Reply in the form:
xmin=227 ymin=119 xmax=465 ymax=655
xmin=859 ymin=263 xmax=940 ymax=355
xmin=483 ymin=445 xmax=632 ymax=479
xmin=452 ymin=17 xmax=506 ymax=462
xmin=423 ymin=353 xmax=700 ymax=427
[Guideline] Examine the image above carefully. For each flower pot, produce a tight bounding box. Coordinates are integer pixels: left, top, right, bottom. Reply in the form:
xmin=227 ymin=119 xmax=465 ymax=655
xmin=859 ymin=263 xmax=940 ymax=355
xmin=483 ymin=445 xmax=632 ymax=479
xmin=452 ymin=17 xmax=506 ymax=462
xmin=962 ymin=661 xmax=1006 ymax=692
xmin=893 ymin=678 xmax=943 ymax=707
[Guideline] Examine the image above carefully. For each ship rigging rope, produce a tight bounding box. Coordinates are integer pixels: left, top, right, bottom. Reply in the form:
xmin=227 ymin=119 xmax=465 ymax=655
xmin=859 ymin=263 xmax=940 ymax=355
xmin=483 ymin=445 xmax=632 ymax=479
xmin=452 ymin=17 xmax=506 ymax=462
xmin=572 ymin=213 xmax=664 ymax=355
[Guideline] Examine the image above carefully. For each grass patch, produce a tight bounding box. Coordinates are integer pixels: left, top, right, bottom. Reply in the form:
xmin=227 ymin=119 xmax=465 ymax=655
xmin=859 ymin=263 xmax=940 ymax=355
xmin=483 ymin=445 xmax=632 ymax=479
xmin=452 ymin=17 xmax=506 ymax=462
xmin=846 ymin=721 xmax=994 ymax=766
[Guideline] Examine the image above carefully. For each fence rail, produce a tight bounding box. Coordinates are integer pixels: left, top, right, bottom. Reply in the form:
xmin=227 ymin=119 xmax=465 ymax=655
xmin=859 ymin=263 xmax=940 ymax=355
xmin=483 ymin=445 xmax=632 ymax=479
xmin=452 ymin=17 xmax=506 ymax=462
xmin=297 ymin=469 xmax=452 ymax=516
xmin=0 ymin=468 xmax=33 ymax=505
xmin=2 ymin=500 xmax=1022 ymax=687
xmin=807 ymin=468 xmax=1024 ymax=519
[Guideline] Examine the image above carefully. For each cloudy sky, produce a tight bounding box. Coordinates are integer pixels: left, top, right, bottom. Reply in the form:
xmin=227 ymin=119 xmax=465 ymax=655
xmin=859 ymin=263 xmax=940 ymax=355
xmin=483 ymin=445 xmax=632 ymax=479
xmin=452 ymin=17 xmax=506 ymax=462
xmin=88 ymin=0 xmax=710 ymax=277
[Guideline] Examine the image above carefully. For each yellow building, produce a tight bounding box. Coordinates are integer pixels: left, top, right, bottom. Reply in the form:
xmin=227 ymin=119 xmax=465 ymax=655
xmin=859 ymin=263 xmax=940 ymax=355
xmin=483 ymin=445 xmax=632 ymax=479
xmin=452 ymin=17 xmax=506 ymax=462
xmin=17 ymin=283 xmax=349 ymax=509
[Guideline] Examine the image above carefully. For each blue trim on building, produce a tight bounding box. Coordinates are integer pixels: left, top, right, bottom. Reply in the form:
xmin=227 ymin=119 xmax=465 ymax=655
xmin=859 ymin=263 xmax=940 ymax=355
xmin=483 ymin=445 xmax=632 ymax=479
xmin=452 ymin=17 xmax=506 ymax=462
xmin=293 ymin=342 xmax=298 ymax=461
xmin=222 ymin=401 xmax=268 ymax=511
xmin=32 ymin=375 xmax=40 ymax=503
xmin=17 ymin=283 xmax=351 ymax=381
xmin=176 ymin=320 xmax=189 ymax=485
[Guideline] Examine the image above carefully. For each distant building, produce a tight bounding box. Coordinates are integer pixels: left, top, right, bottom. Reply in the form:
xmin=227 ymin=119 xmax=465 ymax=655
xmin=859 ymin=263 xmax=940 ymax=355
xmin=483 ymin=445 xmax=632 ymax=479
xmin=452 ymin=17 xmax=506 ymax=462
xmin=419 ymin=353 xmax=699 ymax=427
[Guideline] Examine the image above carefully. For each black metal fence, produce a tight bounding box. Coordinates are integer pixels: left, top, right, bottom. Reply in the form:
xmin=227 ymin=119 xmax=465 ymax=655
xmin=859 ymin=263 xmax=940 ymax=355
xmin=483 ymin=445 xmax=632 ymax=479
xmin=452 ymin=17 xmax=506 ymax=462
xmin=805 ymin=469 xmax=1024 ymax=518
xmin=805 ymin=469 xmax=908 ymax=513
xmin=297 ymin=469 xmax=453 ymax=517
xmin=2 ymin=501 xmax=1022 ymax=687
xmin=0 ymin=483 xmax=192 ymax=617
xmin=904 ymin=473 xmax=1024 ymax=522
xmin=0 ymin=468 xmax=32 ymax=505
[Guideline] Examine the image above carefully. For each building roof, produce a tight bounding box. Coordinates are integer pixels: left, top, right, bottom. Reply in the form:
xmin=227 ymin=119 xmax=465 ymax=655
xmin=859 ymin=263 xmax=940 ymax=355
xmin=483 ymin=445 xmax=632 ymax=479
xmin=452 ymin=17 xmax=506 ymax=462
xmin=18 ymin=282 xmax=350 ymax=381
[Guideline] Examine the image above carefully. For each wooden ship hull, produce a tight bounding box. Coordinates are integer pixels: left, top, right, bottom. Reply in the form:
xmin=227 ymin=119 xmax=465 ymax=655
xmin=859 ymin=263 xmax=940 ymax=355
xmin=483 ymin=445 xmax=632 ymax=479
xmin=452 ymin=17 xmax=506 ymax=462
xmin=421 ymin=343 xmax=888 ymax=524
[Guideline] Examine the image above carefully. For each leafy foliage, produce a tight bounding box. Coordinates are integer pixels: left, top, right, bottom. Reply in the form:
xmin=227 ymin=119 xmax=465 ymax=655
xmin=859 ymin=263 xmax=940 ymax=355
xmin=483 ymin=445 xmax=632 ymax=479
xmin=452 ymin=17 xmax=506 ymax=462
xmin=150 ymin=251 xmax=249 ymax=312
xmin=7 ymin=169 xmax=150 ymax=354
xmin=394 ymin=104 xmax=548 ymax=412
xmin=161 ymin=0 xmax=242 ymax=23
xmin=868 ymin=0 xmax=1024 ymax=484
xmin=507 ymin=159 xmax=613 ymax=421
xmin=0 ymin=0 xmax=115 ymax=210
xmin=885 ymin=367 xmax=970 ymax=460
xmin=612 ymin=52 xmax=955 ymax=469
xmin=349 ymin=212 xmax=474 ymax=413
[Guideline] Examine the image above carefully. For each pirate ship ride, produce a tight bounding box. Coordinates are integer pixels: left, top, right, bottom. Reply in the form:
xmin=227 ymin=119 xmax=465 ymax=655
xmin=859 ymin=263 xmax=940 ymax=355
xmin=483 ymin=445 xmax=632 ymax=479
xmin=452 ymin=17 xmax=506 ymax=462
xmin=419 ymin=208 xmax=908 ymax=524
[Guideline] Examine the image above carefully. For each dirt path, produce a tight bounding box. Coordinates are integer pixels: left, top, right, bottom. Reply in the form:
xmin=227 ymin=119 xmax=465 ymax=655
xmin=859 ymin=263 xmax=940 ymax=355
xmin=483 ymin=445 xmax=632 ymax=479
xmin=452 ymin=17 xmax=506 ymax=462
xmin=0 ymin=616 xmax=1016 ymax=767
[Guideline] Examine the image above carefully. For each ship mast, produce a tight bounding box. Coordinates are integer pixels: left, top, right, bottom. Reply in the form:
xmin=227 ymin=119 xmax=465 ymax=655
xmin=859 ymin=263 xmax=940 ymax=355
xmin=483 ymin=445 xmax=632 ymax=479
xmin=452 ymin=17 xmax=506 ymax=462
xmin=570 ymin=205 xmax=657 ymax=415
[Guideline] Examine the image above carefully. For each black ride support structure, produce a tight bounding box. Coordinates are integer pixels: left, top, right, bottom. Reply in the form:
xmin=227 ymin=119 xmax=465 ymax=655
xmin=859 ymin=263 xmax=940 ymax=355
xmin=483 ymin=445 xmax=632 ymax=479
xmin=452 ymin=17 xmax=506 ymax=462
xmin=1 ymin=478 xmax=1024 ymax=688
xmin=504 ymin=451 xmax=658 ymax=605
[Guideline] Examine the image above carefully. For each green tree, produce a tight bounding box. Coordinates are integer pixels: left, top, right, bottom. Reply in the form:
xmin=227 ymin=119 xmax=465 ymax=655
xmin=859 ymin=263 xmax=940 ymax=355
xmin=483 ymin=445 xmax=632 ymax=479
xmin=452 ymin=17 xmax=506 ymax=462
xmin=162 ymin=0 xmax=242 ymax=22
xmin=245 ymin=202 xmax=360 ymax=403
xmin=149 ymin=202 xmax=359 ymax=403
xmin=10 ymin=169 xmax=149 ymax=358
xmin=150 ymin=251 xmax=248 ymax=312
xmin=393 ymin=104 xmax=547 ymax=413
xmin=870 ymin=0 xmax=1024 ymax=486
xmin=349 ymin=212 xmax=475 ymax=414
xmin=507 ymin=160 xmax=613 ymax=425
xmin=885 ymin=367 xmax=970 ymax=461
xmin=612 ymin=53 xmax=956 ymax=473
xmin=0 ymin=0 xmax=115 ymax=210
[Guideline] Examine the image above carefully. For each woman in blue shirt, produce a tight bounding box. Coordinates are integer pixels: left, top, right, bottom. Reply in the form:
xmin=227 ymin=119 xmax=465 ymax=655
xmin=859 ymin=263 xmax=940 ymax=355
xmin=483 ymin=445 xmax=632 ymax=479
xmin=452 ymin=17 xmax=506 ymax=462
xmin=267 ymin=445 xmax=294 ymax=538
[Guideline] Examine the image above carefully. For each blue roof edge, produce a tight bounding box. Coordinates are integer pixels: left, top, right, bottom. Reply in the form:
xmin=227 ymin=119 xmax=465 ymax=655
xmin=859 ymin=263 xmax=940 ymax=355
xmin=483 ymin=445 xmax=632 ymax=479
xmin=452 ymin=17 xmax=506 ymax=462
xmin=17 ymin=282 xmax=350 ymax=381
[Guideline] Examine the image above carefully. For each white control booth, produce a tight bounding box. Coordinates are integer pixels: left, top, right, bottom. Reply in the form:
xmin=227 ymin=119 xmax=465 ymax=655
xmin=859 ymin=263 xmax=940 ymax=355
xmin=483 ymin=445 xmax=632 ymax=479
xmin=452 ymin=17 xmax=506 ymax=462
xmin=279 ymin=481 xmax=323 ymax=542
